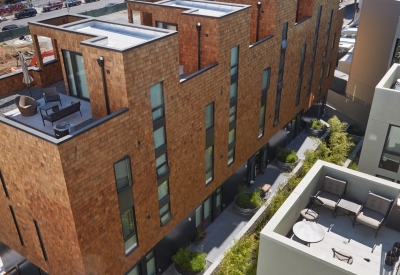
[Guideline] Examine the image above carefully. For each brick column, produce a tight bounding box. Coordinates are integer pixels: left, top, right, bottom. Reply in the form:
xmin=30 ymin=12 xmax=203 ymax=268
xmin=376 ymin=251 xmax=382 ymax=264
xmin=51 ymin=38 xmax=59 ymax=60
xmin=128 ymin=8 xmax=133 ymax=23
xmin=32 ymin=34 xmax=44 ymax=69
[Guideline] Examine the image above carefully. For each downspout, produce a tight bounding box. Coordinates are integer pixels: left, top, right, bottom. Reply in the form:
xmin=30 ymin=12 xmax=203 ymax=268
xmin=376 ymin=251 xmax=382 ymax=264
xmin=97 ymin=56 xmax=111 ymax=115
xmin=196 ymin=22 xmax=201 ymax=71
xmin=256 ymin=2 xmax=261 ymax=42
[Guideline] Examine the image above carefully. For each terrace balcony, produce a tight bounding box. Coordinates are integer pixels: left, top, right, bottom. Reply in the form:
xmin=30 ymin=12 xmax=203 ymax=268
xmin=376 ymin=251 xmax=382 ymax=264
xmin=258 ymin=160 xmax=400 ymax=275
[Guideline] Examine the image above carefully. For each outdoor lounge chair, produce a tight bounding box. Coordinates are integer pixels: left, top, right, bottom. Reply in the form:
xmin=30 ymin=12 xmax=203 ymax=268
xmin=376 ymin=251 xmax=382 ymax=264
xmin=43 ymin=87 xmax=62 ymax=106
xmin=315 ymin=176 xmax=347 ymax=217
xmin=15 ymin=95 xmax=37 ymax=117
xmin=353 ymin=191 xmax=393 ymax=238
xmin=332 ymin=248 xmax=353 ymax=265
xmin=300 ymin=196 xmax=324 ymax=222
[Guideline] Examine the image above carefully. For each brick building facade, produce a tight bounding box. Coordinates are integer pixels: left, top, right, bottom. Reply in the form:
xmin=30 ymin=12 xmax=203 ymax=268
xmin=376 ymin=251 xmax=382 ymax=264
xmin=0 ymin=0 xmax=344 ymax=274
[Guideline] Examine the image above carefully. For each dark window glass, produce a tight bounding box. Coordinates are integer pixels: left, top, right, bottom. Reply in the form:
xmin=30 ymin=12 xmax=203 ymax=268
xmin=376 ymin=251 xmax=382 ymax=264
xmin=155 ymin=153 xmax=169 ymax=178
xmin=10 ymin=206 xmax=24 ymax=246
xmin=229 ymin=105 xmax=236 ymax=123
xmin=296 ymin=77 xmax=302 ymax=106
xmin=121 ymin=208 xmax=138 ymax=254
xmin=228 ymin=128 xmax=236 ymax=145
xmin=230 ymin=82 xmax=238 ymax=100
xmin=160 ymin=203 xmax=172 ymax=226
xmin=282 ymin=22 xmax=288 ymax=40
xmin=153 ymin=126 xmax=166 ymax=149
xmin=230 ymin=46 xmax=239 ymax=76
xmin=328 ymin=10 xmax=334 ymax=30
xmin=258 ymin=105 xmax=266 ymax=138
xmin=206 ymin=103 xmax=214 ymax=130
xmin=127 ymin=265 xmax=140 ymax=275
xmin=156 ymin=21 xmax=178 ymax=31
xmin=300 ymin=44 xmax=307 ymax=64
xmin=326 ymin=62 xmax=331 ymax=78
xmin=158 ymin=180 xmax=169 ymax=201
xmin=206 ymin=146 xmax=213 ymax=184
xmin=0 ymin=170 xmax=9 ymax=198
xmin=146 ymin=251 xmax=156 ymax=275
xmin=150 ymin=82 xmax=164 ymax=122
xmin=379 ymin=125 xmax=400 ymax=172
xmin=331 ymin=33 xmax=336 ymax=50
xmin=262 ymin=68 xmax=271 ymax=91
xmin=391 ymin=39 xmax=400 ymax=66
xmin=228 ymin=148 xmax=235 ymax=165
xmin=34 ymin=220 xmax=48 ymax=261
xmin=114 ymin=157 xmax=132 ymax=192
xmin=316 ymin=5 xmax=322 ymax=28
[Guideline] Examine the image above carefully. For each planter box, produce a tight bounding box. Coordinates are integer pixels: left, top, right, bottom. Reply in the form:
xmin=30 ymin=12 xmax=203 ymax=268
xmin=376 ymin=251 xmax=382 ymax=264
xmin=173 ymin=263 xmax=206 ymax=275
xmin=234 ymin=194 xmax=261 ymax=216
xmin=307 ymin=127 xmax=326 ymax=137
xmin=277 ymin=159 xmax=299 ymax=171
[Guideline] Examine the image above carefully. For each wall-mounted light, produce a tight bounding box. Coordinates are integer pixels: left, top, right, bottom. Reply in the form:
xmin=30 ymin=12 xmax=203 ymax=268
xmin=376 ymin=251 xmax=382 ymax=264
xmin=196 ymin=22 xmax=201 ymax=31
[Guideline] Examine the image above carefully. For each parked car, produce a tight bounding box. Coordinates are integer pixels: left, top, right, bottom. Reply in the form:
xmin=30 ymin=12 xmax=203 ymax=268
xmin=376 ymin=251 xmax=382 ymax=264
xmin=2 ymin=24 xmax=20 ymax=32
xmin=0 ymin=16 xmax=6 ymax=22
xmin=85 ymin=0 xmax=99 ymax=3
xmin=65 ymin=0 xmax=82 ymax=7
xmin=43 ymin=1 xmax=63 ymax=12
xmin=105 ymin=2 xmax=116 ymax=7
xmin=14 ymin=8 xmax=37 ymax=19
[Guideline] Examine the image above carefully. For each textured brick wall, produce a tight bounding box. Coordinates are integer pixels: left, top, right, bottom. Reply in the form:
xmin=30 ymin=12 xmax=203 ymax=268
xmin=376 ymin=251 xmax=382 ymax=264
xmin=0 ymin=126 xmax=85 ymax=275
xmin=0 ymin=1 xmax=345 ymax=274
xmin=296 ymin=0 xmax=314 ymax=22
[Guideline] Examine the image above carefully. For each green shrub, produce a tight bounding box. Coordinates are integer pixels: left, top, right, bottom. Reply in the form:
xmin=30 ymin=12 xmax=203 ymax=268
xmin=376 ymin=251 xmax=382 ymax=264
xmin=276 ymin=147 xmax=298 ymax=163
xmin=309 ymin=120 xmax=326 ymax=130
xmin=236 ymin=186 xmax=262 ymax=209
xmin=348 ymin=161 xmax=358 ymax=170
xmin=172 ymin=247 xmax=206 ymax=273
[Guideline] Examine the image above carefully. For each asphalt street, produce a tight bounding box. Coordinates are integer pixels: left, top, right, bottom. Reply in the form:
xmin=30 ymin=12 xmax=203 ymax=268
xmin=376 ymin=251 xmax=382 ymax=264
xmin=0 ymin=0 xmax=126 ymax=29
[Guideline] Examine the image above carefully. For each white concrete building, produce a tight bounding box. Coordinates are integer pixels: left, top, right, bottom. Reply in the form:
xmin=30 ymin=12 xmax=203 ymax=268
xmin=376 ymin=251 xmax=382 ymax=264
xmin=358 ymin=64 xmax=400 ymax=182
xmin=257 ymin=160 xmax=400 ymax=275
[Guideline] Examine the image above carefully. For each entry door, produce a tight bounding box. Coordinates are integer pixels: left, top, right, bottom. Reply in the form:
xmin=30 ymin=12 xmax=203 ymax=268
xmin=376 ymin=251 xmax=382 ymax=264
xmin=63 ymin=50 xmax=89 ymax=100
xmin=195 ymin=206 xmax=203 ymax=231
xmin=213 ymin=188 xmax=222 ymax=220
xmin=203 ymin=198 xmax=212 ymax=229
xmin=260 ymin=143 xmax=268 ymax=174
xmin=294 ymin=111 xmax=303 ymax=136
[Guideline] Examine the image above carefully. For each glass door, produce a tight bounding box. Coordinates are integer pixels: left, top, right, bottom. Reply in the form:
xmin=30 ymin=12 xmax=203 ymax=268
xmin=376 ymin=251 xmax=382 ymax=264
xmin=213 ymin=187 xmax=222 ymax=220
xmin=62 ymin=50 xmax=90 ymax=100
xmin=203 ymin=198 xmax=212 ymax=229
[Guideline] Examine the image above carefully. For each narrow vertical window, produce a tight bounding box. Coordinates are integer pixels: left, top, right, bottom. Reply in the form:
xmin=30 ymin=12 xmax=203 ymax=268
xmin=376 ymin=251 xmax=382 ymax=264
xmin=258 ymin=105 xmax=266 ymax=138
xmin=296 ymin=44 xmax=306 ymax=106
xmin=205 ymin=146 xmax=213 ymax=184
xmin=326 ymin=62 xmax=331 ymax=78
xmin=146 ymin=251 xmax=156 ymax=275
xmin=275 ymin=23 xmax=288 ymax=126
xmin=34 ymin=220 xmax=48 ymax=262
xmin=10 ymin=206 xmax=24 ymax=246
xmin=259 ymin=68 xmax=270 ymax=138
xmin=114 ymin=157 xmax=133 ymax=192
xmin=205 ymin=103 xmax=214 ymax=130
xmin=228 ymin=148 xmax=235 ymax=166
xmin=121 ymin=208 xmax=138 ymax=254
xmin=160 ymin=203 xmax=172 ymax=226
xmin=0 ymin=170 xmax=9 ymax=198
xmin=328 ymin=10 xmax=334 ymax=30
xmin=230 ymin=46 xmax=239 ymax=76
xmin=331 ymin=33 xmax=336 ymax=50
xmin=229 ymin=105 xmax=236 ymax=123
xmin=150 ymin=82 xmax=164 ymax=122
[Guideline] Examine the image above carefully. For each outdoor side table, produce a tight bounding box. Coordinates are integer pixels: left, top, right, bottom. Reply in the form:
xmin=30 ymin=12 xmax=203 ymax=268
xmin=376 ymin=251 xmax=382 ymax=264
xmin=292 ymin=221 xmax=325 ymax=245
xmin=40 ymin=102 xmax=59 ymax=116
xmin=335 ymin=197 xmax=362 ymax=222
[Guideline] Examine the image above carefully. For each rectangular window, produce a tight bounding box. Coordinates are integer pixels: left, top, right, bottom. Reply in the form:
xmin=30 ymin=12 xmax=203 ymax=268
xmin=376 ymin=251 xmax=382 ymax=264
xmin=230 ymin=46 xmax=239 ymax=76
xmin=230 ymin=82 xmax=237 ymax=100
xmin=331 ymin=33 xmax=336 ymax=50
xmin=282 ymin=22 xmax=288 ymax=40
xmin=229 ymin=105 xmax=236 ymax=123
xmin=0 ymin=170 xmax=9 ymax=198
xmin=228 ymin=128 xmax=236 ymax=145
xmin=153 ymin=126 xmax=166 ymax=149
xmin=160 ymin=203 xmax=172 ymax=226
xmin=258 ymin=106 xmax=266 ymax=138
xmin=205 ymin=103 xmax=214 ymax=130
xmin=150 ymin=82 xmax=164 ymax=122
xmin=114 ymin=157 xmax=133 ymax=192
xmin=155 ymin=154 xmax=169 ymax=178
xmin=379 ymin=125 xmax=400 ymax=172
xmin=316 ymin=5 xmax=322 ymax=28
xmin=300 ymin=44 xmax=307 ymax=64
xmin=325 ymin=35 xmax=329 ymax=47
xmin=391 ymin=38 xmax=400 ymax=66
xmin=127 ymin=265 xmax=140 ymax=275
xmin=206 ymin=146 xmax=213 ymax=184
xmin=326 ymin=62 xmax=331 ymax=78
xmin=156 ymin=21 xmax=178 ymax=31
xmin=34 ymin=220 xmax=48 ymax=261
xmin=320 ymin=67 xmax=324 ymax=79
xmin=328 ymin=10 xmax=334 ymax=30
xmin=228 ymin=148 xmax=235 ymax=165
xmin=295 ymin=77 xmax=302 ymax=107
xmin=158 ymin=180 xmax=169 ymax=201
xmin=146 ymin=251 xmax=156 ymax=275
xmin=262 ymin=68 xmax=271 ymax=91
xmin=10 ymin=206 xmax=24 ymax=246
xmin=121 ymin=208 xmax=138 ymax=254
xmin=307 ymin=65 xmax=314 ymax=97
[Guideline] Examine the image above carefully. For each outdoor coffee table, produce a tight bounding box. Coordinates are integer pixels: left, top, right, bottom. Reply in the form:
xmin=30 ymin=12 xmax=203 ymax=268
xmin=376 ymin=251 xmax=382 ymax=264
xmin=40 ymin=102 xmax=59 ymax=116
xmin=293 ymin=221 xmax=325 ymax=245
xmin=335 ymin=197 xmax=362 ymax=222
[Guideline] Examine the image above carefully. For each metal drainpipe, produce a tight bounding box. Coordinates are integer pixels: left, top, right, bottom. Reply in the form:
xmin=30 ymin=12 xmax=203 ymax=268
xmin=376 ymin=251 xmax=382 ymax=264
xmin=256 ymin=2 xmax=261 ymax=42
xmin=196 ymin=22 xmax=201 ymax=71
xmin=97 ymin=56 xmax=111 ymax=115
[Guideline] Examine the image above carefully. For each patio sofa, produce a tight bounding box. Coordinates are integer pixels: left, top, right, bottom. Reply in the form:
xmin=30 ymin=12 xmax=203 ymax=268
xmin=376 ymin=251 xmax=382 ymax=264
xmin=40 ymin=101 xmax=82 ymax=126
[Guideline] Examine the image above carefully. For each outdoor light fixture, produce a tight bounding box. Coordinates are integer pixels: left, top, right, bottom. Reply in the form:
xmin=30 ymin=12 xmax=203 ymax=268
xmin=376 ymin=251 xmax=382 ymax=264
xmin=97 ymin=56 xmax=110 ymax=115
xmin=196 ymin=22 xmax=201 ymax=71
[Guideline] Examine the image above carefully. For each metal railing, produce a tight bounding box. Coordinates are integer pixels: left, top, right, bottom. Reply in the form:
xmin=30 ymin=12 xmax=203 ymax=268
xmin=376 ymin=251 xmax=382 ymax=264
xmin=0 ymin=26 xmax=30 ymax=42
xmin=79 ymin=3 xmax=127 ymax=17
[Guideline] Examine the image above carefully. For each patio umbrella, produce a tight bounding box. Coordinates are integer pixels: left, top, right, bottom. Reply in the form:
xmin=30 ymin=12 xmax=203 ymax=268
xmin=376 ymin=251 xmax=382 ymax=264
xmin=19 ymin=51 xmax=34 ymax=97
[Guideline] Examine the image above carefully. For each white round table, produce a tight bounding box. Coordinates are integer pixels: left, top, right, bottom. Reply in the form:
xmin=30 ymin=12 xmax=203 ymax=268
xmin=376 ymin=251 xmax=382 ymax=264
xmin=293 ymin=221 xmax=325 ymax=243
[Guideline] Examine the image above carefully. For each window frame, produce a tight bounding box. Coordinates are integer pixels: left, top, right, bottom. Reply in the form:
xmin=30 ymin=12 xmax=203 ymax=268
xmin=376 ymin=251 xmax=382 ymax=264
xmin=331 ymin=33 xmax=336 ymax=50
xmin=0 ymin=169 xmax=9 ymax=198
xmin=156 ymin=21 xmax=178 ymax=31
xmin=379 ymin=124 xmax=400 ymax=173
xmin=149 ymin=82 xmax=165 ymax=122
xmin=114 ymin=156 xmax=133 ymax=193
xmin=121 ymin=207 xmax=139 ymax=255
xmin=228 ymin=147 xmax=235 ymax=166
xmin=258 ymin=105 xmax=266 ymax=138
xmin=155 ymin=153 xmax=169 ymax=178
xmin=159 ymin=202 xmax=172 ymax=226
xmin=205 ymin=102 xmax=214 ymax=130
xmin=205 ymin=146 xmax=214 ymax=184
xmin=230 ymin=45 xmax=239 ymax=77
xmin=391 ymin=38 xmax=400 ymax=66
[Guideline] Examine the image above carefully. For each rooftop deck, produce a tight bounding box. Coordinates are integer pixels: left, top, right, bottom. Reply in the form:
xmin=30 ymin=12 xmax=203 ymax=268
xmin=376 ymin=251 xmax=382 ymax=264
xmin=290 ymin=207 xmax=399 ymax=274
xmin=0 ymin=82 xmax=96 ymax=138
xmin=160 ymin=0 xmax=243 ymax=16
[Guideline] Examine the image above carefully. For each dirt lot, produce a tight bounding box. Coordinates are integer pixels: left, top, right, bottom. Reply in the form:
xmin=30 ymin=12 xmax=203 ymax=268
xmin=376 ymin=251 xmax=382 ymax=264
xmin=0 ymin=35 xmax=52 ymax=76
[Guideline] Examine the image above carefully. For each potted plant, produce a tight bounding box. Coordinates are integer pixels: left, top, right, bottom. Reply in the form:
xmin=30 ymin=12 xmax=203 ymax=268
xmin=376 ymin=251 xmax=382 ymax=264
xmin=307 ymin=119 xmax=327 ymax=136
xmin=172 ymin=247 xmax=207 ymax=275
xmin=276 ymin=147 xmax=299 ymax=170
xmin=234 ymin=186 xmax=262 ymax=215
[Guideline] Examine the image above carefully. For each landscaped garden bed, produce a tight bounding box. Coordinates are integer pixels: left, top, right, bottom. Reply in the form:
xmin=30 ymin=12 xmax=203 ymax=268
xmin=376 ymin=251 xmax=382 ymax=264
xmin=173 ymin=247 xmax=207 ymax=275
xmin=276 ymin=147 xmax=299 ymax=171
xmin=307 ymin=119 xmax=327 ymax=137
xmin=212 ymin=116 xmax=354 ymax=275
xmin=234 ymin=187 xmax=263 ymax=216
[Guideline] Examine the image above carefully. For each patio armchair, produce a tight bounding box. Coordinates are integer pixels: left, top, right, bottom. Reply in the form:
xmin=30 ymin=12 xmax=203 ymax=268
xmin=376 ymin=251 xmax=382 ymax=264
xmin=15 ymin=95 xmax=38 ymax=117
xmin=300 ymin=196 xmax=324 ymax=223
xmin=353 ymin=191 xmax=393 ymax=238
xmin=332 ymin=248 xmax=353 ymax=265
xmin=43 ymin=87 xmax=62 ymax=106
xmin=315 ymin=176 xmax=347 ymax=217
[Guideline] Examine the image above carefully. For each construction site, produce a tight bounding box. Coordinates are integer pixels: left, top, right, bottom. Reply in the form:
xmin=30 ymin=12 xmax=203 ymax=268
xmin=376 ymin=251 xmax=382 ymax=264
xmin=0 ymin=35 xmax=54 ymax=75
